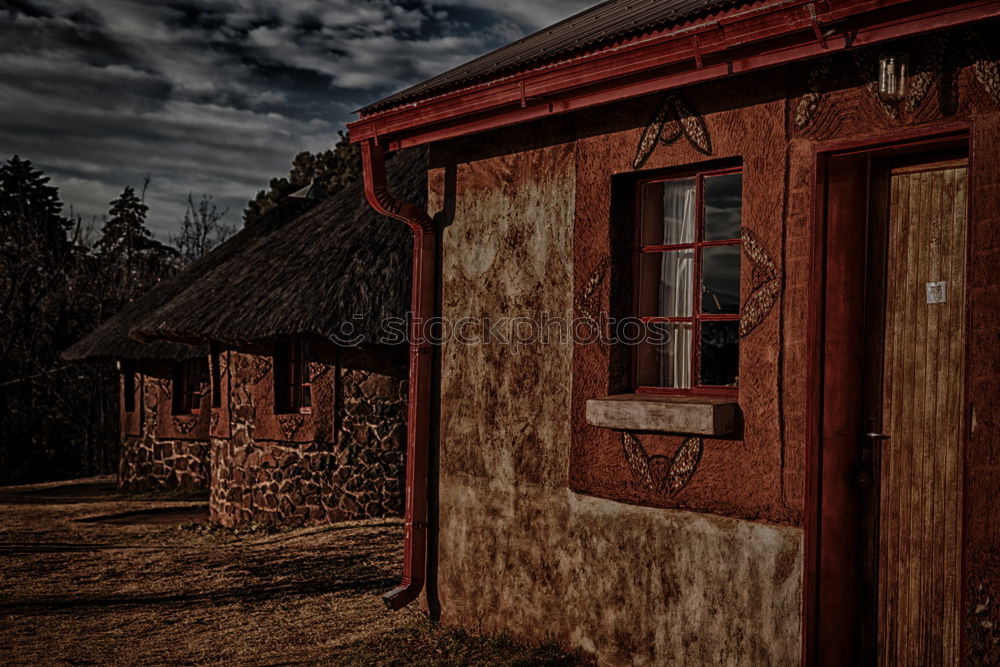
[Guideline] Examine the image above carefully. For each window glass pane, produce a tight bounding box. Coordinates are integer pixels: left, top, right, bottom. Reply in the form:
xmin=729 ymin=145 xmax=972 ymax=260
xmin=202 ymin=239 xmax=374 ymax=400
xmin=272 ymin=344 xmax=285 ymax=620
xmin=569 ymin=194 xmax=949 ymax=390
xmin=701 ymin=245 xmax=740 ymax=314
xmin=703 ymin=172 xmax=742 ymax=241
xmin=639 ymin=249 xmax=693 ymax=318
xmin=700 ymin=321 xmax=739 ymax=386
xmin=637 ymin=322 xmax=692 ymax=388
xmin=640 ymin=177 xmax=696 ymax=246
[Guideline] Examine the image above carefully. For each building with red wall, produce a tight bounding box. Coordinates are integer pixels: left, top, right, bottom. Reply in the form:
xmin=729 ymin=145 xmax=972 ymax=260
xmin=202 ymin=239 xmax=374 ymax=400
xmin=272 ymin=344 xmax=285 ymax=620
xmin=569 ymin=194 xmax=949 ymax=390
xmin=349 ymin=2 xmax=1000 ymax=663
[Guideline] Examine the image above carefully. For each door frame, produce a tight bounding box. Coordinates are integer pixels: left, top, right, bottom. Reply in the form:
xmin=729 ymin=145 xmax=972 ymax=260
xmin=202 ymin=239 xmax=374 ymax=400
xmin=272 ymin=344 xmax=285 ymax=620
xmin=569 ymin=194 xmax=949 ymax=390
xmin=802 ymin=121 xmax=974 ymax=666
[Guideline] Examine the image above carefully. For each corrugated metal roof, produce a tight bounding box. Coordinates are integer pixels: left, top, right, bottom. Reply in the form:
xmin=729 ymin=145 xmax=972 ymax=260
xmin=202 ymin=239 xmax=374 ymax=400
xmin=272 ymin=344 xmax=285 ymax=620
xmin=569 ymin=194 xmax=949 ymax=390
xmin=361 ymin=0 xmax=745 ymax=113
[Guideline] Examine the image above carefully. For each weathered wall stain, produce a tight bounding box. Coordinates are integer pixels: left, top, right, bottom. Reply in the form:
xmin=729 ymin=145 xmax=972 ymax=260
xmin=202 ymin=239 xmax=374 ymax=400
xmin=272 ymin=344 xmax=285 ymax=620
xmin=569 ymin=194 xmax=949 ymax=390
xmin=437 ymin=479 xmax=804 ymax=666
xmin=429 ymin=123 xmax=802 ymax=663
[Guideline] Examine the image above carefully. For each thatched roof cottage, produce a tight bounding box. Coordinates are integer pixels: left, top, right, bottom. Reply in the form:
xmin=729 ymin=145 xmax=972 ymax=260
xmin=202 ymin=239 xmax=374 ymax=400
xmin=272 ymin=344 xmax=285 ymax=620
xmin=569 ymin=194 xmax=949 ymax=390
xmin=65 ymin=150 xmax=423 ymax=526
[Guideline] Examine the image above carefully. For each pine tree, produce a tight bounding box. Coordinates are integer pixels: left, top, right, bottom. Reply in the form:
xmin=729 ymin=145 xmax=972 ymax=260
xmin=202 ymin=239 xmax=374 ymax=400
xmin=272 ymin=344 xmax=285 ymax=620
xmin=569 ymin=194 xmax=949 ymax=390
xmin=96 ymin=183 xmax=176 ymax=305
xmin=0 ymin=155 xmax=118 ymax=483
xmin=96 ymin=186 xmax=150 ymax=260
xmin=0 ymin=155 xmax=71 ymax=253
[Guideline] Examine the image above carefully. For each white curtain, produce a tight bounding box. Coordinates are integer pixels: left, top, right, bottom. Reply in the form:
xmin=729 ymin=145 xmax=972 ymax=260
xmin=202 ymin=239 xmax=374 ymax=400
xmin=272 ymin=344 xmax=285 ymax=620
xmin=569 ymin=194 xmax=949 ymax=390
xmin=660 ymin=180 xmax=695 ymax=388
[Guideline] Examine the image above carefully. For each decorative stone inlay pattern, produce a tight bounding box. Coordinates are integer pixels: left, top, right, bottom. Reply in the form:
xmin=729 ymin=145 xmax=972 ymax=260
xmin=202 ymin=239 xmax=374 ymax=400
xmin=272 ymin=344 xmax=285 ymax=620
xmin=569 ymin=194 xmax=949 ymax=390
xmin=622 ymin=432 xmax=703 ymax=495
xmin=248 ymin=355 xmax=272 ymax=384
xmin=967 ymin=30 xmax=1000 ymax=106
xmin=794 ymin=57 xmax=831 ymax=129
xmin=740 ymin=228 xmax=780 ymax=338
xmin=308 ymin=361 xmax=329 ymax=382
xmin=575 ymin=256 xmax=609 ymax=323
xmin=633 ymin=94 xmax=711 ymax=169
xmin=967 ymin=580 xmax=1000 ymax=662
xmin=172 ymin=415 xmax=198 ymax=435
xmin=277 ymin=414 xmax=305 ymax=440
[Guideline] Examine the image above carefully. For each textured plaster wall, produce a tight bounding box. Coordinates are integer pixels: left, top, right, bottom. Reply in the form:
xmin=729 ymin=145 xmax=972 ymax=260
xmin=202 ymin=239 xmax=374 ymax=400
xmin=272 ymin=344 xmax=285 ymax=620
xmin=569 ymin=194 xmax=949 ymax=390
xmin=428 ymin=132 xmax=803 ymax=664
xmin=442 ymin=479 xmax=803 ymax=666
xmin=964 ymin=106 xmax=1000 ymax=663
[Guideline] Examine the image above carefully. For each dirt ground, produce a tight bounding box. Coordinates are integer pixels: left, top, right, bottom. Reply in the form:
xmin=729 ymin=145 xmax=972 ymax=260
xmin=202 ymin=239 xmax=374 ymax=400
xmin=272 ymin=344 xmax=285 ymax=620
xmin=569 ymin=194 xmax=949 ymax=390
xmin=0 ymin=477 xmax=583 ymax=666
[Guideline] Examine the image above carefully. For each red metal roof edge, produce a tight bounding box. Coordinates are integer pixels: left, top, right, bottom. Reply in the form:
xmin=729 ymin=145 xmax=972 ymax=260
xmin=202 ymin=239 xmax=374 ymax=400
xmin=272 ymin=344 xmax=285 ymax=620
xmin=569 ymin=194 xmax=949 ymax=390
xmin=355 ymin=0 xmax=801 ymax=118
xmin=360 ymin=0 xmax=754 ymax=114
xmin=348 ymin=0 xmax=1000 ymax=149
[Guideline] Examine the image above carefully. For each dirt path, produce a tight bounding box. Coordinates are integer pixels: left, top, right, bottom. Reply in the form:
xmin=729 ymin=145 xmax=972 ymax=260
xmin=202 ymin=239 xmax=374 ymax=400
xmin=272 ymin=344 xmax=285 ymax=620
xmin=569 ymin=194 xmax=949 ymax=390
xmin=0 ymin=476 xmax=418 ymax=665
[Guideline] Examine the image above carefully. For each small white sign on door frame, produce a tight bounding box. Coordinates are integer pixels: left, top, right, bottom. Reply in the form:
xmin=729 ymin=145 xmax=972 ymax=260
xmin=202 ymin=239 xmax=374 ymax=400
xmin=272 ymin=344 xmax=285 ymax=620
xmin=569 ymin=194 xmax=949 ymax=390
xmin=926 ymin=281 xmax=947 ymax=304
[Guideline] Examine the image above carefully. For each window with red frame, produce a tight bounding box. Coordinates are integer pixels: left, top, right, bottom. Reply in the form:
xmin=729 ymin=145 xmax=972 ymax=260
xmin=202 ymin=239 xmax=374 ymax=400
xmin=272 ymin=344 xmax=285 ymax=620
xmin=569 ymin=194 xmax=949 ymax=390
xmin=635 ymin=167 xmax=742 ymax=395
xmin=274 ymin=341 xmax=311 ymax=414
xmin=172 ymin=357 xmax=209 ymax=415
xmin=121 ymin=360 xmax=137 ymax=413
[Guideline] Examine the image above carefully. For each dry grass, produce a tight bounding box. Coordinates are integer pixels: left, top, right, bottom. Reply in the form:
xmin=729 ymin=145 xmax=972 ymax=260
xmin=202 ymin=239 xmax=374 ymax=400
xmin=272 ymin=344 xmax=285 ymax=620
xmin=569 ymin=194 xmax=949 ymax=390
xmin=0 ymin=477 xmax=586 ymax=666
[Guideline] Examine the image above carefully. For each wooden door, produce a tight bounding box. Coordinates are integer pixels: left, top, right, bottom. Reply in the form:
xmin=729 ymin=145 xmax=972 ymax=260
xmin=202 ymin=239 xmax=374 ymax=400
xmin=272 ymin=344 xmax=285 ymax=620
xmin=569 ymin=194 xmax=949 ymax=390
xmin=875 ymin=159 xmax=967 ymax=665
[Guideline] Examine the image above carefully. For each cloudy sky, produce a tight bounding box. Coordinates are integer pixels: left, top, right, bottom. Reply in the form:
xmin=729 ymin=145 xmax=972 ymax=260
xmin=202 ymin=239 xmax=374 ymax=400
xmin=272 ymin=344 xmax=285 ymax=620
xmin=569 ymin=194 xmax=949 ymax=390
xmin=1 ymin=0 xmax=594 ymax=240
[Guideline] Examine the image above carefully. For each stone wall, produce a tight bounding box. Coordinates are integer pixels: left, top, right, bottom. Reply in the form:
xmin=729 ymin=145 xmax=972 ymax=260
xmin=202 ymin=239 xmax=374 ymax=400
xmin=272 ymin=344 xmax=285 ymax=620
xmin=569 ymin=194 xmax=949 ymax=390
xmin=117 ymin=373 xmax=210 ymax=491
xmin=115 ymin=351 xmax=407 ymax=525
xmin=209 ymin=352 xmax=406 ymax=527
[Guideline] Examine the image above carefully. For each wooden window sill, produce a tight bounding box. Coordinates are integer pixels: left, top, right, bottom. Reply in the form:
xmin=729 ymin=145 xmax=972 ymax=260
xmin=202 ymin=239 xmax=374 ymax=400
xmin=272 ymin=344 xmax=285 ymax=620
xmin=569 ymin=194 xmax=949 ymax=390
xmin=585 ymin=393 xmax=738 ymax=436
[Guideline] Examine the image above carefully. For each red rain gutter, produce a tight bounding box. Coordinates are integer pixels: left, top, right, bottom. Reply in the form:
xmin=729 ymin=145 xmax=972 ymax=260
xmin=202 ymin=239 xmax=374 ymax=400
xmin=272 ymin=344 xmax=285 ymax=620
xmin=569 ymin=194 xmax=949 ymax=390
xmin=360 ymin=140 xmax=436 ymax=610
xmin=348 ymin=0 xmax=1000 ymax=151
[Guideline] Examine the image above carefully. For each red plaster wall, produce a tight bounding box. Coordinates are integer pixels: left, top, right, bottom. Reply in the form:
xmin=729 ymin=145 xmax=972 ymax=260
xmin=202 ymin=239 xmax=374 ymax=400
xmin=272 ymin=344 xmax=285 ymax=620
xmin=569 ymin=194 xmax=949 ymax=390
xmin=569 ymin=76 xmax=795 ymax=524
xmin=964 ymin=108 xmax=1000 ymax=663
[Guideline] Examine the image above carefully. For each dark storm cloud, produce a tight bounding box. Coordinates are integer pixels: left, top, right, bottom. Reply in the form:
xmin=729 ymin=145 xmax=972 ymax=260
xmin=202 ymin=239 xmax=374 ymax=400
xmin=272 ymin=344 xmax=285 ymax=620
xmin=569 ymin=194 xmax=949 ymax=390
xmin=0 ymin=0 xmax=595 ymax=239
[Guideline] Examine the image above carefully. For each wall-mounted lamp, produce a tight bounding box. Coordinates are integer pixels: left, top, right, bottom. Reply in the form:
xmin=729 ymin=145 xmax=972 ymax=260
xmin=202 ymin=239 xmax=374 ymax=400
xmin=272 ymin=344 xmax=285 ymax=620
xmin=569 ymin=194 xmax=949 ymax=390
xmin=877 ymin=52 xmax=910 ymax=105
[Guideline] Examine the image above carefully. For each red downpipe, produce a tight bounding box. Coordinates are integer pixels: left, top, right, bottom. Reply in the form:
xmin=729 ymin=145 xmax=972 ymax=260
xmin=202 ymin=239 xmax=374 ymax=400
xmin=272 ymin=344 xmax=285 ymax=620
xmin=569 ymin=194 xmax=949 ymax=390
xmin=360 ymin=139 xmax=436 ymax=610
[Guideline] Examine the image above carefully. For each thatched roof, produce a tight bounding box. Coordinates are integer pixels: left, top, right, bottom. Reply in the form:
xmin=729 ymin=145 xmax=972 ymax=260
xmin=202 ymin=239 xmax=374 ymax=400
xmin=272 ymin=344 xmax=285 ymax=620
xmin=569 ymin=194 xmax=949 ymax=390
xmin=61 ymin=198 xmax=317 ymax=362
xmin=131 ymin=148 xmax=422 ymax=348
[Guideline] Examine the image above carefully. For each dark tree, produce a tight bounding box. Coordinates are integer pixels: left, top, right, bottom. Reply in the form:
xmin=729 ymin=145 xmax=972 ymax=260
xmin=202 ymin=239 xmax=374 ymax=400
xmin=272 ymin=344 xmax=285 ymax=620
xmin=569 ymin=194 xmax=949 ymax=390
xmin=0 ymin=156 xmax=118 ymax=482
xmin=0 ymin=154 xmax=72 ymax=245
xmin=97 ymin=185 xmax=150 ymax=258
xmin=244 ymin=131 xmax=359 ymax=225
xmin=97 ymin=183 xmax=177 ymax=305
xmin=171 ymin=194 xmax=234 ymax=266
